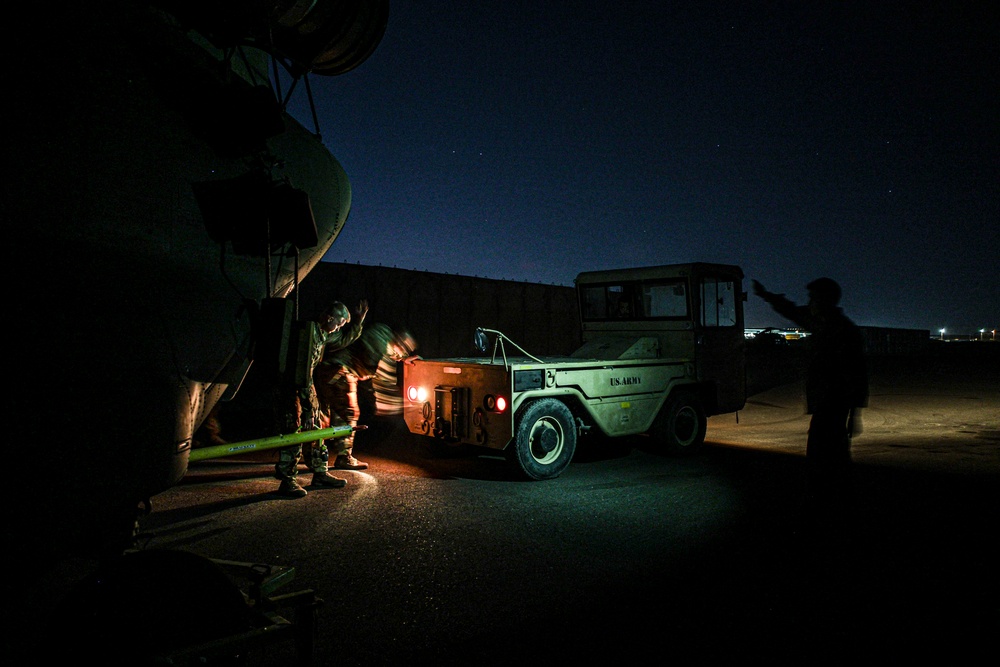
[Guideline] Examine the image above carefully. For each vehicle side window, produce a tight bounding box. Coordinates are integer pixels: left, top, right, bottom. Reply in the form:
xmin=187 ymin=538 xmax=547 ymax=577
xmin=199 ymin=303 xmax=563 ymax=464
xmin=643 ymin=282 xmax=687 ymax=318
xmin=701 ymin=279 xmax=737 ymax=327
xmin=580 ymin=280 xmax=688 ymax=321
xmin=581 ymin=286 xmax=609 ymax=320
xmin=607 ymin=285 xmax=633 ymax=318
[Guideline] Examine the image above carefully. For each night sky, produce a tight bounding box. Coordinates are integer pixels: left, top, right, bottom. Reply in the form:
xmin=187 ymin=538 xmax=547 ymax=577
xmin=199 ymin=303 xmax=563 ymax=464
xmin=284 ymin=1 xmax=998 ymax=336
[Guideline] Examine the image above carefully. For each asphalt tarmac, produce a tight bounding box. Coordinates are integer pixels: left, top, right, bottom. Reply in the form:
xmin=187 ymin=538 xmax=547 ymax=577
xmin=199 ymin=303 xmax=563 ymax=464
xmin=6 ymin=344 xmax=998 ymax=665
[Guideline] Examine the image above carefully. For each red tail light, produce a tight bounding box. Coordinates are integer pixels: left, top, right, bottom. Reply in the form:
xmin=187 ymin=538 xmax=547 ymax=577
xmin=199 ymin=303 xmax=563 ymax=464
xmin=483 ymin=394 xmax=508 ymax=413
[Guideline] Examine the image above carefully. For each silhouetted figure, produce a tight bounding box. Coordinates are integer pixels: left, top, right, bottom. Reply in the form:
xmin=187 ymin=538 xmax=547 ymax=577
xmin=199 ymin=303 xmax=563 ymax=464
xmin=752 ymin=278 xmax=868 ymax=499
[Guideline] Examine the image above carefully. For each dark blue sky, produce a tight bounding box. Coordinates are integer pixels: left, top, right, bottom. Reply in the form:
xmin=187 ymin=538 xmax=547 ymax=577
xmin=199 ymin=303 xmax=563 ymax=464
xmin=285 ymin=1 xmax=998 ymax=336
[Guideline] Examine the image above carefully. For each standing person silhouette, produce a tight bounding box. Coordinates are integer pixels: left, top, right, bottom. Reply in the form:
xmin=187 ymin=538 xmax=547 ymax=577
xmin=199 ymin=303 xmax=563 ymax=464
xmin=752 ymin=277 xmax=869 ymax=496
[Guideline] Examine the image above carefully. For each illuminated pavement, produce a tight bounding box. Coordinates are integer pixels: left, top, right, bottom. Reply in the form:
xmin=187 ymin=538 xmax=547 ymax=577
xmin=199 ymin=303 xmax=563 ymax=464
xmin=710 ymin=351 xmax=1000 ymax=475
xmin=14 ymin=347 xmax=1000 ymax=665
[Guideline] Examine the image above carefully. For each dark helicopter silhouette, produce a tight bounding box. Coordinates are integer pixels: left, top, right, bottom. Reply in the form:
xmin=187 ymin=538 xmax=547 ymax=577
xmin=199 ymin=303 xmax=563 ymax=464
xmin=5 ymin=0 xmax=390 ymax=574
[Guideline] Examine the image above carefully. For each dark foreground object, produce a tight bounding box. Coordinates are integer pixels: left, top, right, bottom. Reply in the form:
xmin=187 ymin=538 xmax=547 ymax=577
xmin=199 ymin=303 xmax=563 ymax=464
xmin=4 ymin=344 xmax=998 ymax=665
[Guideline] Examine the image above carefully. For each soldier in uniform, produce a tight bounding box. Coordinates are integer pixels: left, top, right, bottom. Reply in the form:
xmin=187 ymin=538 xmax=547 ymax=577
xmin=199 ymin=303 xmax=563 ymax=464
xmin=752 ymin=277 xmax=868 ymax=497
xmin=315 ymin=323 xmax=416 ymax=471
xmin=273 ymin=299 xmax=368 ymax=497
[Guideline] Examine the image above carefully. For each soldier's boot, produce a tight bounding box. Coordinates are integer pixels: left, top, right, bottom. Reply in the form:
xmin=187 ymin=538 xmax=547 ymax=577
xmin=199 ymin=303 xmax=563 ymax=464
xmin=311 ymin=471 xmax=347 ymax=488
xmin=334 ymin=453 xmax=368 ymax=470
xmin=278 ymin=477 xmax=308 ymax=498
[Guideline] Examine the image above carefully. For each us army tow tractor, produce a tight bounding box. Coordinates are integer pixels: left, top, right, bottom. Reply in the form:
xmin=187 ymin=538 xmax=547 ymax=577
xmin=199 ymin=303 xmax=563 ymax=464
xmin=403 ymin=262 xmax=748 ymax=480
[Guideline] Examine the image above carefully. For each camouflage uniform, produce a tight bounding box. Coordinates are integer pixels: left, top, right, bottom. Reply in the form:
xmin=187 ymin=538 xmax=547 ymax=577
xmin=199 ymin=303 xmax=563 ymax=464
xmin=372 ymin=356 xmax=404 ymax=415
xmin=315 ymin=323 xmax=411 ymax=461
xmin=274 ymin=316 xmax=363 ymax=481
xmin=316 ymin=367 xmax=361 ymax=456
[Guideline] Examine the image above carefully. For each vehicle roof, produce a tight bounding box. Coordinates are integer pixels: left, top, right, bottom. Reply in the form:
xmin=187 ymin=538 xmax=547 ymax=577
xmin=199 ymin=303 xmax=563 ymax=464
xmin=574 ymin=262 xmax=744 ymax=284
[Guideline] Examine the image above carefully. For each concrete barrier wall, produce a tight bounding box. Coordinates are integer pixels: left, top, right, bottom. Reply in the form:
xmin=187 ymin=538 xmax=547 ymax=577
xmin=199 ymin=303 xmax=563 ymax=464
xmin=296 ymin=263 xmax=933 ymax=362
xmin=296 ymin=262 xmax=582 ymax=359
